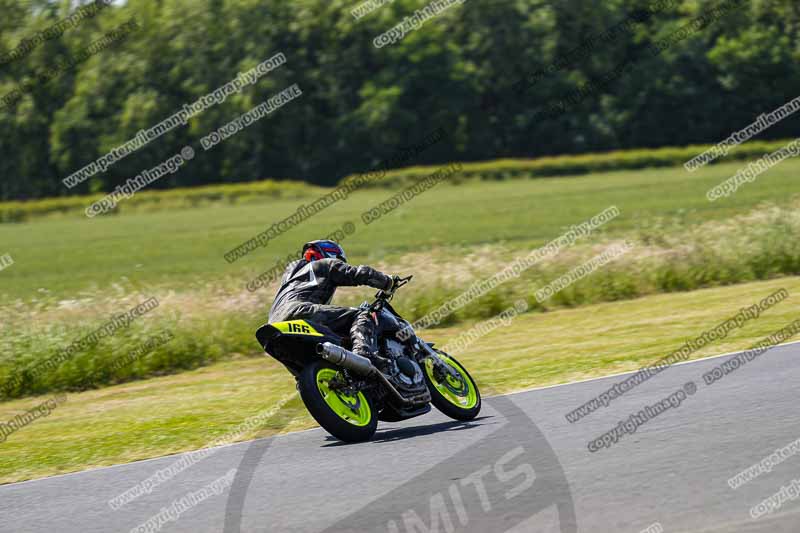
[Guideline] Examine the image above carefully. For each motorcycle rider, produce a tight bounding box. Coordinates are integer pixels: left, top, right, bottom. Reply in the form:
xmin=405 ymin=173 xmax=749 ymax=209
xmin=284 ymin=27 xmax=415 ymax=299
xmin=268 ymin=240 xmax=398 ymax=368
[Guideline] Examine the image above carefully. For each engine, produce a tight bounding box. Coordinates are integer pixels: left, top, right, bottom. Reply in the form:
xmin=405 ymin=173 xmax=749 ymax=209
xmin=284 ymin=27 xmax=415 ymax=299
xmin=383 ymin=339 xmax=425 ymax=391
xmin=384 ymin=339 xmax=407 ymax=360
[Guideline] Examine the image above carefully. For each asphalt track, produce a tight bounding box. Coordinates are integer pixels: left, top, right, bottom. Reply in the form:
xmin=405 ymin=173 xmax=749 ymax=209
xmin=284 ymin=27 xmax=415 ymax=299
xmin=2 ymin=342 xmax=800 ymax=533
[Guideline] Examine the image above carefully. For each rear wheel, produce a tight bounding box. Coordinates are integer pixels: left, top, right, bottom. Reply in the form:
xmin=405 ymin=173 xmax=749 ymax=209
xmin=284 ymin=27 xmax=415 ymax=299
xmin=423 ymin=352 xmax=481 ymax=421
xmin=299 ymin=359 xmax=377 ymax=442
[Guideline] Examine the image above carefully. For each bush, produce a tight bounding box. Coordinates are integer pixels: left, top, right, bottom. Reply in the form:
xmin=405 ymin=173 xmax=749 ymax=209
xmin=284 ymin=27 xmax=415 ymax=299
xmin=348 ymin=139 xmax=796 ymax=188
xmin=3 ymin=139 xmax=796 ymax=223
xmin=0 ymin=180 xmax=319 ymax=223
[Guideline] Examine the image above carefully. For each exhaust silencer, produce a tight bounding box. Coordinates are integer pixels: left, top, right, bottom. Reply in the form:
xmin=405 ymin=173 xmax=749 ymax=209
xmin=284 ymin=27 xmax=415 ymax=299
xmin=316 ymin=342 xmax=376 ymax=376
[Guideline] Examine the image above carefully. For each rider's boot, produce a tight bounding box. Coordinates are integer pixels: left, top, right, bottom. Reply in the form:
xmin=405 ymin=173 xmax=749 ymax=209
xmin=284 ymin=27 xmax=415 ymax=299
xmin=350 ymin=310 xmax=390 ymax=373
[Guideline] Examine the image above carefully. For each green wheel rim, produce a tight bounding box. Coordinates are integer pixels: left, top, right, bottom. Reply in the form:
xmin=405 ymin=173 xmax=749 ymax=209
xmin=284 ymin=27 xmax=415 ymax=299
xmin=424 ymin=354 xmax=478 ymax=409
xmin=316 ymin=368 xmax=372 ymax=426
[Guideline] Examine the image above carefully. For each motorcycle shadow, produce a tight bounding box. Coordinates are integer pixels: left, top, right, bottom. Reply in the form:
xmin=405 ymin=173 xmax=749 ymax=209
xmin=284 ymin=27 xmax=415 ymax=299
xmin=321 ymin=416 xmax=496 ymax=447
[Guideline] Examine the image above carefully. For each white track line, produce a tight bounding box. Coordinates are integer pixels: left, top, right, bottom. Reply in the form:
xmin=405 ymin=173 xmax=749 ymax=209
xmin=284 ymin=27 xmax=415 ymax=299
xmin=497 ymin=338 xmax=800 ymax=398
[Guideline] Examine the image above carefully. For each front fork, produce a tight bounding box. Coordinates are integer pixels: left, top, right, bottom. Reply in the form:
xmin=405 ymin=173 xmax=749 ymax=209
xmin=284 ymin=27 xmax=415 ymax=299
xmin=419 ymin=343 xmax=460 ymax=381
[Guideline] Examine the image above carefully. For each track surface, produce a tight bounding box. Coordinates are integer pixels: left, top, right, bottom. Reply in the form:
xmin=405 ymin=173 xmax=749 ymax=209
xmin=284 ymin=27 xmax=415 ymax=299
xmin=3 ymin=343 xmax=800 ymax=533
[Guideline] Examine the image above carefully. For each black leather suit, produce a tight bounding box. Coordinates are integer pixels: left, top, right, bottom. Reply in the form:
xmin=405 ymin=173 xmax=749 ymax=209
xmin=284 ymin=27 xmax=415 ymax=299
xmin=268 ymin=258 xmax=392 ymax=357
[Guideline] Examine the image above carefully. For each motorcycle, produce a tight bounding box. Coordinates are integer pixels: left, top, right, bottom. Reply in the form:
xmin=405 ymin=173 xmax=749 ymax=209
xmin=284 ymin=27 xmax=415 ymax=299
xmin=256 ymin=275 xmax=481 ymax=442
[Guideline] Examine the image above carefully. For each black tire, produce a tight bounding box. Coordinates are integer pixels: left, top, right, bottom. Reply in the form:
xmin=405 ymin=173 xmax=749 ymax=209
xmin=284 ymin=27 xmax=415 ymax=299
xmin=423 ymin=352 xmax=481 ymax=421
xmin=298 ymin=359 xmax=378 ymax=442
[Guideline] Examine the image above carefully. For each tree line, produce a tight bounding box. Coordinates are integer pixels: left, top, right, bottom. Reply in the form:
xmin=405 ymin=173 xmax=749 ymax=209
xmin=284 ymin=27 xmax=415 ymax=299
xmin=1 ymin=0 xmax=798 ymax=201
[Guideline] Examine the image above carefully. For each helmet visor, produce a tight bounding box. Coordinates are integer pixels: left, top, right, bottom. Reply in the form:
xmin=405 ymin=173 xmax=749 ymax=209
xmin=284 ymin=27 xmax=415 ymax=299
xmin=317 ymin=241 xmax=346 ymax=261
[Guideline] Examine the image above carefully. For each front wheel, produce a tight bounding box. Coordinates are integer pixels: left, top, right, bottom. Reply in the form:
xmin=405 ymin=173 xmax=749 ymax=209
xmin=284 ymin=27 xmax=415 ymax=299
xmin=423 ymin=351 xmax=481 ymax=421
xmin=298 ymin=359 xmax=377 ymax=442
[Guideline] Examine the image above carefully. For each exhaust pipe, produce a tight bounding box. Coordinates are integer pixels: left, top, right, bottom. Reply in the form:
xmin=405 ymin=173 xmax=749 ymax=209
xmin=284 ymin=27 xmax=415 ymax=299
xmin=315 ymin=342 xmax=431 ymax=406
xmin=316 ymin=342 xmax=377 ymax=377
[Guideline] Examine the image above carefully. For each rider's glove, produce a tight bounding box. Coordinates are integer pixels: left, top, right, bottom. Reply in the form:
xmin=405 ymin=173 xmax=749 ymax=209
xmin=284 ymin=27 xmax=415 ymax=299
xmin=386 ymin=275 xmax=401 ymax=294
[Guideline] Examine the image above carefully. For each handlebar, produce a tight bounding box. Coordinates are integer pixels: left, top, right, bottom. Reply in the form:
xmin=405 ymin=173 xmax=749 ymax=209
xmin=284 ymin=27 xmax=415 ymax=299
xmin=370 ymin=275 xmax=413 ymax=311
xmin=391 ymin=275 xmax=413 ymax=292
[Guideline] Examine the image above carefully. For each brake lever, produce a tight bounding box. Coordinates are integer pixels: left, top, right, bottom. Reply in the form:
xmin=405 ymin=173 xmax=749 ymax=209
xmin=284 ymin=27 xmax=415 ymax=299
xmin=393 ymin=275 xmax=413 ymax=290
xmin=373 ymin=275 xmax=412 ymax=308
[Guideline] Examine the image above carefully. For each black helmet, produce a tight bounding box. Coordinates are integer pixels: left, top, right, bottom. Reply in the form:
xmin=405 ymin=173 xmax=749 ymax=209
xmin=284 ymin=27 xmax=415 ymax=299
xmin=302 ymin=240 xmax=347 ymax=262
